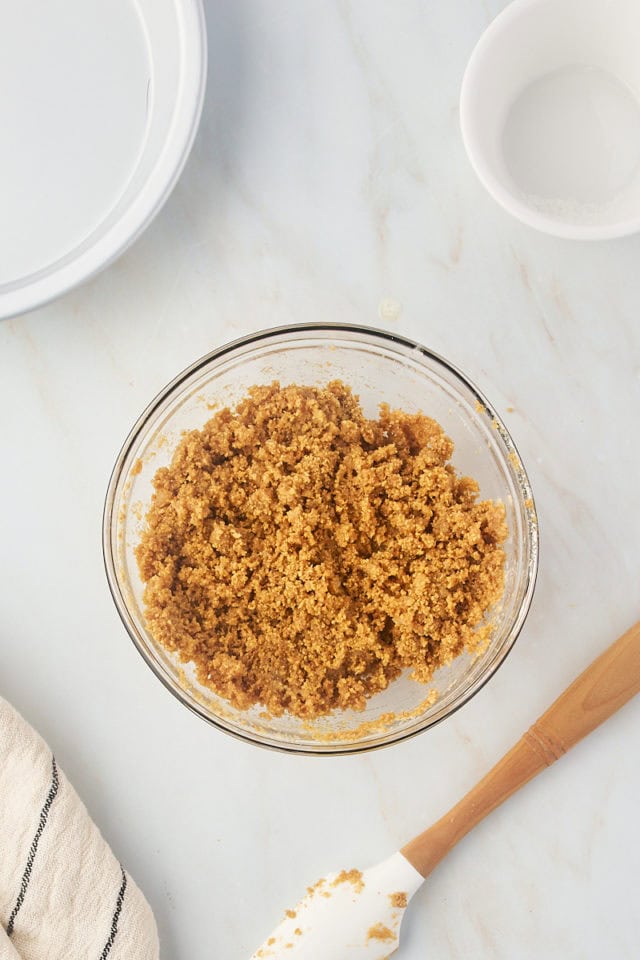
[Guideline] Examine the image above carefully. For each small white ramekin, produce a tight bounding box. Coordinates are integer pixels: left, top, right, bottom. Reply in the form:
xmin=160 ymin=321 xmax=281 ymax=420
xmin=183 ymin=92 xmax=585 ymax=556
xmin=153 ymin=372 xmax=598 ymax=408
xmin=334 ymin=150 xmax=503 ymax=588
xmin=461 ymin=0 xmax=640 ymax=239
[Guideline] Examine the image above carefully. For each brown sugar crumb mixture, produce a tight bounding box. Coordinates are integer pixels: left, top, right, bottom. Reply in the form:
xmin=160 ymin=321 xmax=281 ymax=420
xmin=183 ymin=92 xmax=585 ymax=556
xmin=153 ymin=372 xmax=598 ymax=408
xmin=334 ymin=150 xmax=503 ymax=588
xmin=136 ymin=381 xmax=507 ymax=719
xmin=389 ymin=892 xmax=408 ymax=909
xmin=367 ymin=923 xmax=395 ymax=942
xmin=331 ymin=869 xmax=365 ymax=893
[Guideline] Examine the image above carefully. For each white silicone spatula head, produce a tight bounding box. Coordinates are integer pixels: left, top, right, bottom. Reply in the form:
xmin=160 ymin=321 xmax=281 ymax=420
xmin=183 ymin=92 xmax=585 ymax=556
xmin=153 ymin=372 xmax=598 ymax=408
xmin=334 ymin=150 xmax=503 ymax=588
xmin=248 ymin=624 xmax=640 ymax=960
xmin=250 ymin=853 xmax=424 ymax=959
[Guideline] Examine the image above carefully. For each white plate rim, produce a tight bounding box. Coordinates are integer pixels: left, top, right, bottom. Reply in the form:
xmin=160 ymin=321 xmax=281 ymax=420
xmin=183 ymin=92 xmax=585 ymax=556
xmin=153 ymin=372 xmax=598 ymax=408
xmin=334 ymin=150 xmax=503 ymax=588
xmin=1 ymin=0 xmax=207 ymax=320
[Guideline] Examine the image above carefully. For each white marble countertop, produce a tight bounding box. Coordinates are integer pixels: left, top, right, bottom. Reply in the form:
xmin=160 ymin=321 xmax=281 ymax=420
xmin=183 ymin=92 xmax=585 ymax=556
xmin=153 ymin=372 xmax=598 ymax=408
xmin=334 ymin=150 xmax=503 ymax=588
xmin=1 ymin=2 xmax=639 ymax=958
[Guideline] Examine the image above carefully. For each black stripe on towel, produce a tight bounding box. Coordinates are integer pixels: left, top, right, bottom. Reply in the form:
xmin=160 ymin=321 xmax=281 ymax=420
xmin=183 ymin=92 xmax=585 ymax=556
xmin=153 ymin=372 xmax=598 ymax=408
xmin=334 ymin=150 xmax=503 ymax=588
xmin=7 ymin=755 xmax=60 ymax=937
xmin=99 ymin=865 xmax=128 ymax=959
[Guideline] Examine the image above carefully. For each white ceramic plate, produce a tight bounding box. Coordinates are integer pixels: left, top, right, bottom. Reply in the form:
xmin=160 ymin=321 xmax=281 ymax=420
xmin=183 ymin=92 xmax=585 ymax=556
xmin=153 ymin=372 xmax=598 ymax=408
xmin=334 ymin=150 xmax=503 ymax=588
xmin=0 ymin=0 xmax=207 ymax=319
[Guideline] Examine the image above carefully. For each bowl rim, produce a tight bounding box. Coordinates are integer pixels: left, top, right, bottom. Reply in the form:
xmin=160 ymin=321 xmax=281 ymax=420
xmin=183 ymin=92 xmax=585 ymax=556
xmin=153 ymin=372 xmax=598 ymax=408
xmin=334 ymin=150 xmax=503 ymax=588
xmin=459 ymin=0 xmax=640 ymax=240
xmin=103 ymin=322 xmax=539 ymax=755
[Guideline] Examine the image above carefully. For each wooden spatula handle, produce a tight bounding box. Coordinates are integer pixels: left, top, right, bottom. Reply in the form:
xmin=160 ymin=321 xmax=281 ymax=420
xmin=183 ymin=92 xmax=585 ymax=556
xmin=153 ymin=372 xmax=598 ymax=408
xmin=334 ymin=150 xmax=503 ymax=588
xmin=402 ymin=621 xmax=640 ymax=878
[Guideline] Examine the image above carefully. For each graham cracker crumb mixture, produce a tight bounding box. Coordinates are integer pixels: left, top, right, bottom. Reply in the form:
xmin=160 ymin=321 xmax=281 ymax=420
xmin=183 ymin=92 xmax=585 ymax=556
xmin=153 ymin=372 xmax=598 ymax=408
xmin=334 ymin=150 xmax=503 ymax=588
xmin=306 ymin=878 xmax=328 ymax=898
xmin=136 ymin=381 xmax=507 ymax=719
xmin=389 ymin=892 xmax=407 ymax=909
xmin=331 ymin=869 xmax=365 ymax=893
xmin=367 ymin=923 xmax=394 ymax=942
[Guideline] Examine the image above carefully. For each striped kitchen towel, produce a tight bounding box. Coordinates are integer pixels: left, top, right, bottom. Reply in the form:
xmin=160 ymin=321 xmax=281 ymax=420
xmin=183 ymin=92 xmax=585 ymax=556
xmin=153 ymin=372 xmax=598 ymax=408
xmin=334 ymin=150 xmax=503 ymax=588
xmin=0 ymin=697 xmax=159 ymax=960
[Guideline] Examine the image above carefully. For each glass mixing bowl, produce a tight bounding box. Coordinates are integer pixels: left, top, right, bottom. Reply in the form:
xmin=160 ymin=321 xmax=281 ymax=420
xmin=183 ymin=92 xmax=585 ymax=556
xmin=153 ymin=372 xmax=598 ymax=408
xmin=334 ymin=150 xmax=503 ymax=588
xmin=103 ymin=324 xmax=538 ymax=754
